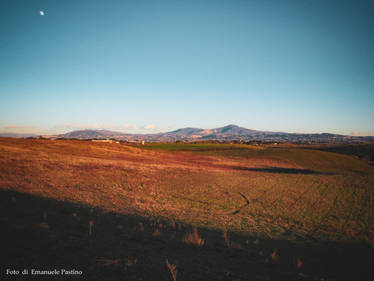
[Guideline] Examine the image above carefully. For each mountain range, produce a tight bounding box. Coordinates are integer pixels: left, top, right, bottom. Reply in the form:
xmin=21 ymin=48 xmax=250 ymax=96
xmin=2 ymin=125 xmax=373 ymax=143
xmin=38 ymin=124 xmax=374 ymax=143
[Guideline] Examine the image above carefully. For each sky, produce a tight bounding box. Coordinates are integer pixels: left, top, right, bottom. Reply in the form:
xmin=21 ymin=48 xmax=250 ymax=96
xmin=0 ymin=0 xmax=373 ymax=136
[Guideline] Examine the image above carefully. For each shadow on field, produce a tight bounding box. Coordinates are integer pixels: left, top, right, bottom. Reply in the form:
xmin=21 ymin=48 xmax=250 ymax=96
xmin=231 ymin=166 xmax=332 ymax=175
xmin=305 ymin=144 xmax=374 ymax=166
xmin=0 ymin=189 xmax=373 ymax=281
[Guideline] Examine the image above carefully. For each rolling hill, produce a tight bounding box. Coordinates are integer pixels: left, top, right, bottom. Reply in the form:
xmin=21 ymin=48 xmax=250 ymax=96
xmin=52 ymin=124 xmax=373 ymax=143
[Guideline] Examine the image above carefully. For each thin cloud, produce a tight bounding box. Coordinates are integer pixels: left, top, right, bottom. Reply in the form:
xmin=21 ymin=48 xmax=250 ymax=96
xmin=143 ymin=124 xmax=165 ymax=131
xmin=2 ymin=124 xmax=39 ymax=130
xmin=144 ymin=124 xmax=156 ymax=130
xmin=118 ymin=124 xmax=138 ymax=130
xmin=54 ymin=123 xmax=139 ymax=132
xmin=1 ymin=123 xmax=171 ymax=135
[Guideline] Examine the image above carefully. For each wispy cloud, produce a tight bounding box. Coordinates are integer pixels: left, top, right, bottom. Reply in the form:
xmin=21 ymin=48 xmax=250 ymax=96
xmin=54 ymin=123 xmax=139 ymax=132
xmin=3 ymin=125 xmax=39 ymax=130
xmin=142 ymin=124 xmax=165 ymax=131
xmin=0 ymin=123 xmax=173 ymax=135
xmin=118 ymin=124 xmax=138 ymax=130
xmin=55 ymin=123 xmax=167 ymax=134
xmin=0 ymin=125 xmax=40 ymax=133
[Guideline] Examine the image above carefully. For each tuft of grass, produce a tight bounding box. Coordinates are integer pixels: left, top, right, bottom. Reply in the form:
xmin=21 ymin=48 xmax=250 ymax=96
xmin=152 ymin=228 xmax=162 ymax=237
xmin=183 ymin=227 xmax=205 ymax=247
xmin=271 ymin=248 xmax=279 ymax=262
xmin=126 ymin=257 xmax=137 ymax=268
xmin=139 ymin=222 xmax=144 ymax=232
xmin=223 ymin=229 xmax=231 ymax=247
xmin=96 ymin=258 xmax=121 ymax=266
xmin=166 ymin=259 xmax=178 ymax=281
xmin=297 ymin=257 xmax=303 ymax=269
xmin=89 ymin=220 xmax=94 ymax=236
xmin=169 ymin=220 xmax=176 ymax=229
xmin=39 ymin=222 xmax=49 ymax=229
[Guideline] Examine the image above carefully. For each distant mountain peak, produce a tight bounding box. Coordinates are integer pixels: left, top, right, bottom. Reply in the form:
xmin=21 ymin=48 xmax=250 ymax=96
xmin=223 ymin=124 xmax=240 ymax=128
xmin=213 ymin=124 xmax=257 ymax=135
xmin=50 ymin=124 xmax=373 ymax=143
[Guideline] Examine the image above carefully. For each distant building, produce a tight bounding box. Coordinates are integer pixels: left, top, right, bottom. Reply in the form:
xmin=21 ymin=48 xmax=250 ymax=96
xmin=92 ymin=139 xmax=113 ymax=143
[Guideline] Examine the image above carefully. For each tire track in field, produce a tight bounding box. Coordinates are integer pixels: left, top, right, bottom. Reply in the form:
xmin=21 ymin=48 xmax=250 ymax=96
xmin=214 ymin=180 xmax=252 ymax=215
xmin=214 ymin=179 xmax=278 ymax=216
xmin=231 ymin=192 xmax=250 ymax=215
xmin=230 ymin=176 xmax=286 ymax=217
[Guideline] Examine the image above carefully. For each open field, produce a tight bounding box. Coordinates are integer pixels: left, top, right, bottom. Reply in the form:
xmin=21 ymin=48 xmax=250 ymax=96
xmin=1 ymin=138 xmax=374 ymax=280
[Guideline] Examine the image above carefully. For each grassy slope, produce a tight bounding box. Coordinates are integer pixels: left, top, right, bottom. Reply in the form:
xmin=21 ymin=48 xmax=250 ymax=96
xmin=1 ymin=139 xmax=373 ymax=242
xmin=141 ymin=143 xmax=374 ymax=239
xmin=1 ymin=139 xmax=374 ymax=280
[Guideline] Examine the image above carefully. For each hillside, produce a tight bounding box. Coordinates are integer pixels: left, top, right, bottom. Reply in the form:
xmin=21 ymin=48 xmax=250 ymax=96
xmin=1 ymin=138 xmax=374 ymax=280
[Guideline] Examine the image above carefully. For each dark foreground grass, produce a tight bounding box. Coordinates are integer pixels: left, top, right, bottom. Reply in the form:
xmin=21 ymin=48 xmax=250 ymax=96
xmin=1 ymin=189 xmax=373 ymax=281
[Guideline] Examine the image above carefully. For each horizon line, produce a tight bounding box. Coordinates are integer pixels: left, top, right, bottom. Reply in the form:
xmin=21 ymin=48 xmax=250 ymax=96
xmin=1 ymin=124 xmax=373 ymax=137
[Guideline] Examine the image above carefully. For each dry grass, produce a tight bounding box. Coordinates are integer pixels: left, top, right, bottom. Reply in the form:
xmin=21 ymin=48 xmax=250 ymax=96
xmin=139 ymin=222 xmax=144 ymax=232
xmin=183 ymin=227 xmax=205 ymax=246
xmin=89 ymin=220 xmax=94 ymax=236
xmin=152 ymin=228 xmax=162 ymax=237
xmin=0 ymin=138 xmax=373 ymax=242
xmin=223 ymin=229 xmax=231 ymax=247
xmin=96 ymin=258 xmax=121 ymax=266
xmin=166 ymin=259 xmax=178 ymax=281
xmin=297 ymin=257 xmax=303 ymax=269
xmin=126 ymin=257 xmax=137 ymax=268
xmin=2 ymin=186 xmax=374 ymax=281
xmin=39 ymin=222 xmax=49 ymax=229
xmin=271 ymin=248 xmax=279 ymax=262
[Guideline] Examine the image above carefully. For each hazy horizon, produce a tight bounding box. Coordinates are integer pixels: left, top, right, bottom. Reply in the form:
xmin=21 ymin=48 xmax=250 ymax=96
xmin=1 ymin=0 xmax=373 ymax=136
xmin=0 ymin=123 xmax=372 ymax=137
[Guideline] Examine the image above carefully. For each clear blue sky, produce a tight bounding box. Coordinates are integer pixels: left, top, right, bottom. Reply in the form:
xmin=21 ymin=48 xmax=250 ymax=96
xmin=1 ymin=0 xmax=373 ymax=135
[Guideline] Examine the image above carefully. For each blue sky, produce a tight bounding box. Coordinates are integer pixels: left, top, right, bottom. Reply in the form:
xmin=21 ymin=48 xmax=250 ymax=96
xmin=0 ymin=0 xmax=373 ymax=135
